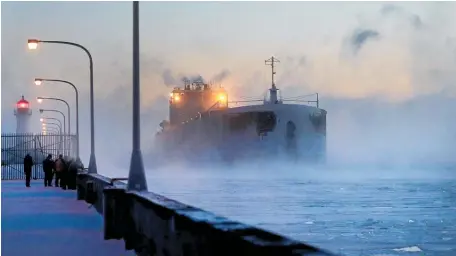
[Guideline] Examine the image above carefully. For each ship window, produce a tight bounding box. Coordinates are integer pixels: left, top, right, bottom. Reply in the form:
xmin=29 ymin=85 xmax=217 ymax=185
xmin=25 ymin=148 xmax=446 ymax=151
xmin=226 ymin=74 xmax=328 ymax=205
xmin=228 ymin=111 xmax=276 ymax=135
xmin=256 ymin=112 xmax=276 ymax=134
xmin=228 ymin=112 xmax=255 ymax=131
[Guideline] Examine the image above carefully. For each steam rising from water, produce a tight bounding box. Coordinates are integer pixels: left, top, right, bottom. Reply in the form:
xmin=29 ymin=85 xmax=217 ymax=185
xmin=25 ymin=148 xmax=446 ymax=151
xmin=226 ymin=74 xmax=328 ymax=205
xmin=2 ymin=2 xmax=455 ymax=178
xmin=97 ymin=3 xmax=456 ymax=179
xmin=109 ymin=3 xmax=455 ymax=181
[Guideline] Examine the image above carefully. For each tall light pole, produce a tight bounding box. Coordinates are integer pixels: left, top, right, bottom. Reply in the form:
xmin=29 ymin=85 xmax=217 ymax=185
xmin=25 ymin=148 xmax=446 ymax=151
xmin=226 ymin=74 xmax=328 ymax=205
xmin=37 ymin=97 xmax=70 ymax=135
xmin=42 ymin=122 xmax=63 ymax=155
xmin=28 ymin=38 xmax=97 ymax=173
xmin=37 ymin=96 xmax=71 ymax=157
xmin=43 ymin=127 xmax=59 ymax=134
xmin=127 ymin=1 xmax=147 ymax=191
xmin=40 ymin=117 xmax=63 ymax=131
xmin=42 ymin=124 xmax=59 ymax=133
xmin=40 ymin=120 xmax=63 ymax=134
xmin=39 ymin=109 xmax=66 ymax=134
xmin=39 ymin=108 xmax=67 ymax=156
xmin=42 ymin=122 xmax=62 ymax=134
xmin=35 ymin=78 xmax=80 ymax=158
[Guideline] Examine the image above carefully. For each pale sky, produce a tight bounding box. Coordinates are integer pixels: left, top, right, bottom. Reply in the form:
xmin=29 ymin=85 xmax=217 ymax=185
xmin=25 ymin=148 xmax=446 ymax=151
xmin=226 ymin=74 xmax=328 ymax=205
xmin=2 ymin=1 xmax=456 ymax=171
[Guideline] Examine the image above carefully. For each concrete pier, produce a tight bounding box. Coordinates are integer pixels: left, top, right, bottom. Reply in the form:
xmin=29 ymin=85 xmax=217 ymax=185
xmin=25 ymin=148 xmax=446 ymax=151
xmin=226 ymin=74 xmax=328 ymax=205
xmin=0 ymin=176 xmax=335 ymax=256
xmin=1 ymin=180 xmax=134 ymax=256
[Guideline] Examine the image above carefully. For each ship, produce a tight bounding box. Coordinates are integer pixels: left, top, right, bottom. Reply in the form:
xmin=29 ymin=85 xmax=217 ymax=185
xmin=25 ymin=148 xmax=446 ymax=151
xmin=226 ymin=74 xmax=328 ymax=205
xmin=153 ymin=57 xmax=327 ymax=166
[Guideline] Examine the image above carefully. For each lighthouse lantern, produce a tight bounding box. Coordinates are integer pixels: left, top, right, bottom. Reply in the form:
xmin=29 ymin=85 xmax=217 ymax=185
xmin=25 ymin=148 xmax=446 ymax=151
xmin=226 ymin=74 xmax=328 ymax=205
xmin=14 ymin=96 xmax=32 ymax=134
xmin=16 ymin=96 xmax=30 ymax=110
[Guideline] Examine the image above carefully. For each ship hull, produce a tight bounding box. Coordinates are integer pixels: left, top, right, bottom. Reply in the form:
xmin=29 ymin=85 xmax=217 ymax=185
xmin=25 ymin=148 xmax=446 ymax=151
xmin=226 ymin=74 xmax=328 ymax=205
xmin=153 ymin=103 xmax=326 ymax=166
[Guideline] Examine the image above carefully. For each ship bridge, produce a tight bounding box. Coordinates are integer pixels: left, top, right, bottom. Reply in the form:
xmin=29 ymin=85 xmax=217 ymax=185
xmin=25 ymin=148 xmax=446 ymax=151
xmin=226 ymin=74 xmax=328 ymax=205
xmin=168 ymin=81 xmax=228 ymax=126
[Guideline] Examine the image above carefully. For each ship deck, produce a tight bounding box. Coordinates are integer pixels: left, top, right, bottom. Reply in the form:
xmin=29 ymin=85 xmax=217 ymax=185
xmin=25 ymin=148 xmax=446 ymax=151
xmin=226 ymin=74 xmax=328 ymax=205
xmin=1 ymin=180 xmax=133 ymax=256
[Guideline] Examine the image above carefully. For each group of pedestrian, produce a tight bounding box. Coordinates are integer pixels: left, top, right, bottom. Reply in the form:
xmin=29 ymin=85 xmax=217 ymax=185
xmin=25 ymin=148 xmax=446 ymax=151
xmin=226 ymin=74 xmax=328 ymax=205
xmin=23 ymin=153 xmax=84 ymax=189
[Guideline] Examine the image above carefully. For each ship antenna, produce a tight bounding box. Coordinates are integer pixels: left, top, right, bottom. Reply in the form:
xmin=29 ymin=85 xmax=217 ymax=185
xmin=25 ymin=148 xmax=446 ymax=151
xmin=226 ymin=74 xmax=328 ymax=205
xmin=264 ymin=56 xmax=280 ymax=103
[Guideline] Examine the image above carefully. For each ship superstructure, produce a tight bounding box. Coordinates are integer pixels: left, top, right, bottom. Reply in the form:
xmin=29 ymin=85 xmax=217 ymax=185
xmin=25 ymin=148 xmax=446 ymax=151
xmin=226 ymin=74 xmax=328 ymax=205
xmin=154 ymin=57 xmax=327 ymax=165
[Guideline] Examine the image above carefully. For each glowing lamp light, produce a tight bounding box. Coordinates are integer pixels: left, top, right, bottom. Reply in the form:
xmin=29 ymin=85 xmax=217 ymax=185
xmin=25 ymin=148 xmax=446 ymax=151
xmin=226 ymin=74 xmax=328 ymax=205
xmin=40 ymin=118 xmax=44 ymax=122
xmin=174 ymin=95 xmax=181 ymax=101
xmin=37 ymin=97 xmax=43 ymax=103
xmin=34 ymin=79 xmax=42 ymax=86
xmin=218 ymin=94 xmax=226 ymax=102
xmin=27 ymin=39 xmax=40 ymax=50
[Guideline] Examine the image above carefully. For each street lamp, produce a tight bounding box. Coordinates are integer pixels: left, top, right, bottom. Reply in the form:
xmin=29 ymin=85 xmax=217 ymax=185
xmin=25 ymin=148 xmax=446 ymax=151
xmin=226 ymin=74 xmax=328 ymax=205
xmin=43 ymin=126 xmax=59 ymax=134
xmin=36 ymin=96 xmax=70 ymax=135
xmin=38 ymin=97 xmax=71 ymax=157
xmin=42 ymin=122 xmax=62 ymax=133
xmin=127 ymin=1 xmax=147 ymax=191
xmin=27 ymin=38 xmax=97 ymax=173
xmin=34 ymin=78 xmax=80 ymax=158
xmin=43 ymin=126 xmax=58 ymax=131
xmin=39 ymin=109 xmax=66 ymax=134
xmin=41 ymin=119 xmax=64 ymax=155
xmin=27 ymin=39 xmax=38 ymax=50
xmin=40 ymin=117 xmax=63 ymax=129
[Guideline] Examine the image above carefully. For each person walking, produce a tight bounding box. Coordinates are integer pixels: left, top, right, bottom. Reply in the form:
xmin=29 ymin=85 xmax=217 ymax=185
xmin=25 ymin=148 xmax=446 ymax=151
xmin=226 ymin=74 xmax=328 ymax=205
xmin=54 ymin=154 xmax=66 ymax=188
xmin=60 ymin=157 xmax=71 ymax=190
xmin=42 ymin=154 xmax=54 ymax=187
xmin=23 ymin=153 xmax=34 ymax=187
xmin=68 ymin=157 xmax=83 ymax=190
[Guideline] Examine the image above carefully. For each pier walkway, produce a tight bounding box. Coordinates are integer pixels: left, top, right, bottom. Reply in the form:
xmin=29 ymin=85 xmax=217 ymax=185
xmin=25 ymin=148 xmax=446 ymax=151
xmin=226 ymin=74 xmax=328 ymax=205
xmin=1 ymin=180 xmax=133 ymax=256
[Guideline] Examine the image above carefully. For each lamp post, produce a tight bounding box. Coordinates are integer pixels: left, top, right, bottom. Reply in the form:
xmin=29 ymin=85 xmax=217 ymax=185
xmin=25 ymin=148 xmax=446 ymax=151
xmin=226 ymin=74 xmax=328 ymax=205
xmin=39 ymin=109 xmax=66 ymax=134
xmin=39 ymin=108 xmax=67 ymax=156
xmin=36 ymin=97 xmax=70 ymax=135
xmin=28 ymin=38 xmax=97 ymax=173
xmin=35 ymin=78 xmax=80 ymax=158
xmin=37 ymin=96 xmax=71 ymax=157
xmin=42 ymin=122 xmax=62 ymax=133
xmin=42 ymin=126 xmax=59 ymax=135
xmin=127 ymin=1 xmax=148 ymax=191
xmin=43 ymin=127 xmax=59 ymax=134
xmin=40 ymin=117 xmax=63 ymax=131
xmin=42 ymin=122 xmax=63 ymax=155
xmin=40 ymin=121 xmax=63 ymax=134
xmin=41 ymin=126 xmax=60 ymax=134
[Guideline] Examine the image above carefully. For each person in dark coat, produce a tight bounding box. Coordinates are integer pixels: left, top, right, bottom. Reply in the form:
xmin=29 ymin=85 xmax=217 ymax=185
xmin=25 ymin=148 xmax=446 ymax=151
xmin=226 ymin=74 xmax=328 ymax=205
xmin=67 ymin=157 xmax=83 ymax=190
xmin=54 ymin=154 xmax=66 ymax=188
xmin=61 ymin=157 xmax=72 ymax=190
xmin=42 ymin=154 xmax=54 ymax=187
xmin=23 ymin=153 xmax=34 ymax=187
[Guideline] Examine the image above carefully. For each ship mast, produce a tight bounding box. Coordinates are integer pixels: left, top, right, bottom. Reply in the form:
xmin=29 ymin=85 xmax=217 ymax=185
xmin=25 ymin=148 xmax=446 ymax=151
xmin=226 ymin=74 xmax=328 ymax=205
xmin=265 ymin=56 xmax=280 ymax=104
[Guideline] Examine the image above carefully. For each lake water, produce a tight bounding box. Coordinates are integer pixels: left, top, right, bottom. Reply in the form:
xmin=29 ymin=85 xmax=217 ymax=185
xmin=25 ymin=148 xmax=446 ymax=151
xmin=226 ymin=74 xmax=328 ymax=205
xmin=127 ymin=163 xmax=456 ymax=256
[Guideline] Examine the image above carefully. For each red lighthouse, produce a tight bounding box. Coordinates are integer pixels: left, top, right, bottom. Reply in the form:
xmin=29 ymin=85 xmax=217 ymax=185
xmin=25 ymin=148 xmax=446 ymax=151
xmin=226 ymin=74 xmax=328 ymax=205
xmin=14 ymin=96 xmax=32 ymax=134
